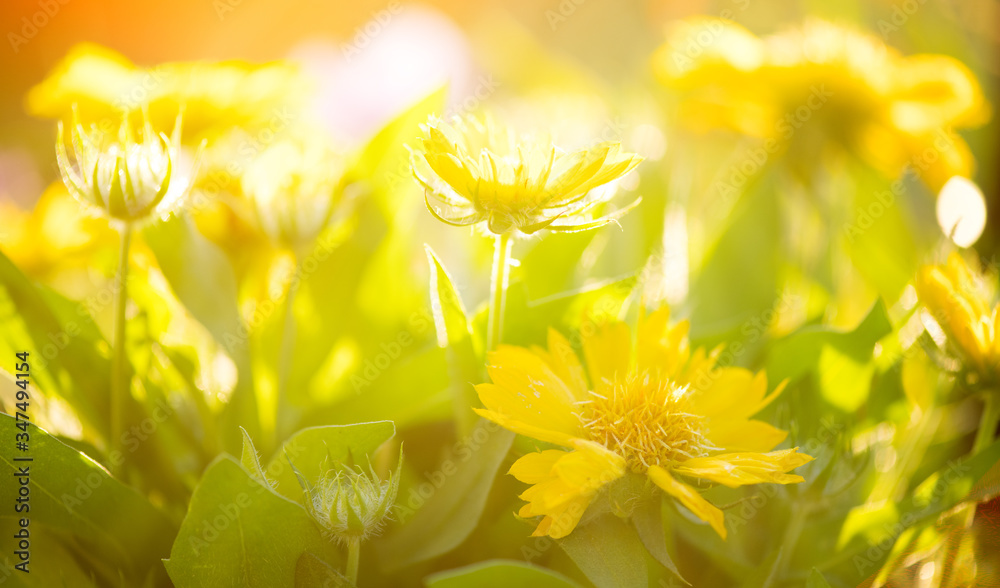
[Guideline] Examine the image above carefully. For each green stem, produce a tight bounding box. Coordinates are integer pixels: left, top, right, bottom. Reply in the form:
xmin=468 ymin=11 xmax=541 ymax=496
xmin=276 ymin=265 xmax=299 ymax=442
xmin=345 ymin=538 xmax=360 ymax=585
xmin=973 ymin=392 xmax=999 ymax=455
xmin=487 ymin=232 xmax=512 ymax=352
xmin=110 ymin=224 xmax=133 ymax=475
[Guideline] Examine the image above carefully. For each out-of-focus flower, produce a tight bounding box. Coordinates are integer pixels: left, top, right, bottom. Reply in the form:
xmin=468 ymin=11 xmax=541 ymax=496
xmin=915 ymin=253 xmax=999 ymax=379
xmin=653 ymin=18 xmax=990 ymax=191
xmin=298 ymin=456 xmax=402 ymax=545
xmin=28 ymin=43 xmax=307 ymax=142
xmin=0 ymin=183 xmax=116 ymax=276
xmin=410 ymin=114 xmax=643 ymax=235
xmin=240 ymin=136 xmax=352 ymax=254
xmin=56 ymin=109 xmax=195 ymax=225
xmin=474 ymin=307 xmax=812 ymax=539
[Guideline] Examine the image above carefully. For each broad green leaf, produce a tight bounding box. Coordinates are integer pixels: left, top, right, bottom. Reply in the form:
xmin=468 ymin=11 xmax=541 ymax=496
xmin=767 ymin=299 xmax=892 ymax=412
xmin=294 ymin=552 xmax=352 ymax=587
xmin=378 ymin=420 xmax=514 ymax=568
xmin=0 ymin=414 xmax=175 ymax=584
xmin=689 ymin=174 xmax=781 ymax=347
xmin=163 ymin=456 xmax=341 ymax=588
xmin=144 ymin=214 xmax=257 ymax=450
xmin=502 ymin=273 xmax=638 ymax=345
xmin=425 ymin=560 xmax=580 ymax=588
xmin=633 ymin=499 xmax=685 ymax=583
xmin=425 ymin=244 xmax=479 ymax=434
xmin=348 ymin=85 xmax=447 ymax=219
xmin=264 ymin=421 xmax=396 ymax=505
xmin=557 ymin=513 xmax=649 ymax=588
xmin=0 ymin=249 xmax=111 ymax=436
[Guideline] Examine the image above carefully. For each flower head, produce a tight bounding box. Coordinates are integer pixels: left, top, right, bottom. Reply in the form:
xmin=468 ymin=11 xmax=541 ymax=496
xmin=474 ymin=307 xmax=813 ymax=539
xmin=410 ymin=114 xmax=643 ymax=235
xmin=297 ymin=455 xmax=402 ymax=545
xmin=56 ymin=108 xmax=191 ymax=224
xmin=241 ymin=136 xmax=351 ymax=253
xmin=915 ymin=253 xmax=999 ymax=379
xmin=653 ymin=18 xmax=989 ymax=191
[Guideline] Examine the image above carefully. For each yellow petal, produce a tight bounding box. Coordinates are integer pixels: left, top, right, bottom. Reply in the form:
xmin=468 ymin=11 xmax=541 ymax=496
xmin=708 ymin=418 xmax=788 ymax=453
xmin=582 ymin=320 xmax=631 ymax=390
xmin=472 ymin=407 xmax=576 ymax=447
xmin=672 ymin=448 xmax=814 ymax=488
xmin=691 ymin=367 xmax=780 ymax=421
xmin=509 ymin=450 xmax=566 ymax=484
xmin=648 ymin=464 xmax=726 ymax=539
xmin=481 ymin=345 xmax=584 ymax=436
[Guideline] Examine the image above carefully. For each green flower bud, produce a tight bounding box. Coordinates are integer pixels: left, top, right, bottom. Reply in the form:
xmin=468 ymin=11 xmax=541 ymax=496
xmin=296 ymin=450 xmax=402 ymax=545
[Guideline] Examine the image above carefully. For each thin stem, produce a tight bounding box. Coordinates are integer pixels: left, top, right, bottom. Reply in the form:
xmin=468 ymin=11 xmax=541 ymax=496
xmin=487 ymin=232 xmax=513 ymax=352
xmin=276 ymin=262 xmax=300 ymax=442
xmin=345 ymin=538 xmax=360 ymax=585
xmin=110 ymin=223 xmax=133 ymax=475
xmin=973 ymin=392 xmax=999 ymax=455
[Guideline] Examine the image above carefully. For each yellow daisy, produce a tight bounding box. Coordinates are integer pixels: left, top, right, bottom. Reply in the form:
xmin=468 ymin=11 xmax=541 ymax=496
xmin=915 ymin=253 xmax=999 ymax=378
xmin=410 ymin=114 xmax=643 ymax=235
xmin=653 ymin=18 xmax=989 ymax=191
xmin=474 ymin=307 xmax=813 ymax=539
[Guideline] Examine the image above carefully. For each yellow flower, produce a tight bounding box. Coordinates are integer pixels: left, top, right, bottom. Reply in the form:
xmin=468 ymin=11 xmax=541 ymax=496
xmin=240 ymin=136 xmax=352 ymax=254
xmin=474 ymin=307 xmax=813 ymax=539
xmin=56 ymin=108 xmax=194 ymax=225
xmin=915 ymin=253 xmax=999 ymax=378
xmin=410 ymin=114 xmax=643 ymax=235
xmin=28 ymin=43 xmax=305 ymax=141
xmin=653 ymin=18 xmax=989 ymax=191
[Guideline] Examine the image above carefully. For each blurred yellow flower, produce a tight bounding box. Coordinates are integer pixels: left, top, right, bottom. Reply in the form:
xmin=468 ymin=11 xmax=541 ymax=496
xmin=410 ymin=114 xmax=642 ymax=235
xmin=27 ymin=43 xmax=306 ymax=141
xmin=653 ymin=18 xmax=990 ymax=191
xmin=0 ymin=183 xmax=115 ymax=277
xmin=56 ymin=109 xmax=193 ymax=225
xmin=240 ymin=136 xmax=352 ymax=254
xmin=915 ymin=253 xmax=999 ymax=378
xmin=474 ymin=307 xmax=812 ymax=539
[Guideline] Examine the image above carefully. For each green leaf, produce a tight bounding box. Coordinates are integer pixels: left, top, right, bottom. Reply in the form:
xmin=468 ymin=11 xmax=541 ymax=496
xmin=426 ymin=244 xmax=480 ymax=434
xmin=557 ymin=513 xmax=649 ymax=588
xmin=0 ymin=414 xmax=175 ymax=584
xmin=806 ymin=568 xmax=834 ymax=588
xmin=425 ymin=560 xmax=580 ymax=588
xmin=767 ymin=299 xmax=892 ymax=412
xmin=0 ymin=249 xmax=111 ymax=436
xmin=633 ymin=499 xmax=686 ymax=584
xmin=378 ymin=420 xmax=514 ymax=569
xmin=264 ymin=422 xmax=396 ymax=505
xmin=295 ymin=552 xmax=353 ymax=587
xmin=163 ymin=456 xmax=341 ymax=588
xmin=348 ymin=85 xmax=447 ymax=220
xmin=144 ymin=214 xmax=257 ymax=450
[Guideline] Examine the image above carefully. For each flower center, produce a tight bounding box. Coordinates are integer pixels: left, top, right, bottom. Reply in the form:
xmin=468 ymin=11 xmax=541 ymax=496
xmin=580 ymin=374 xmax=713 ymax=472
